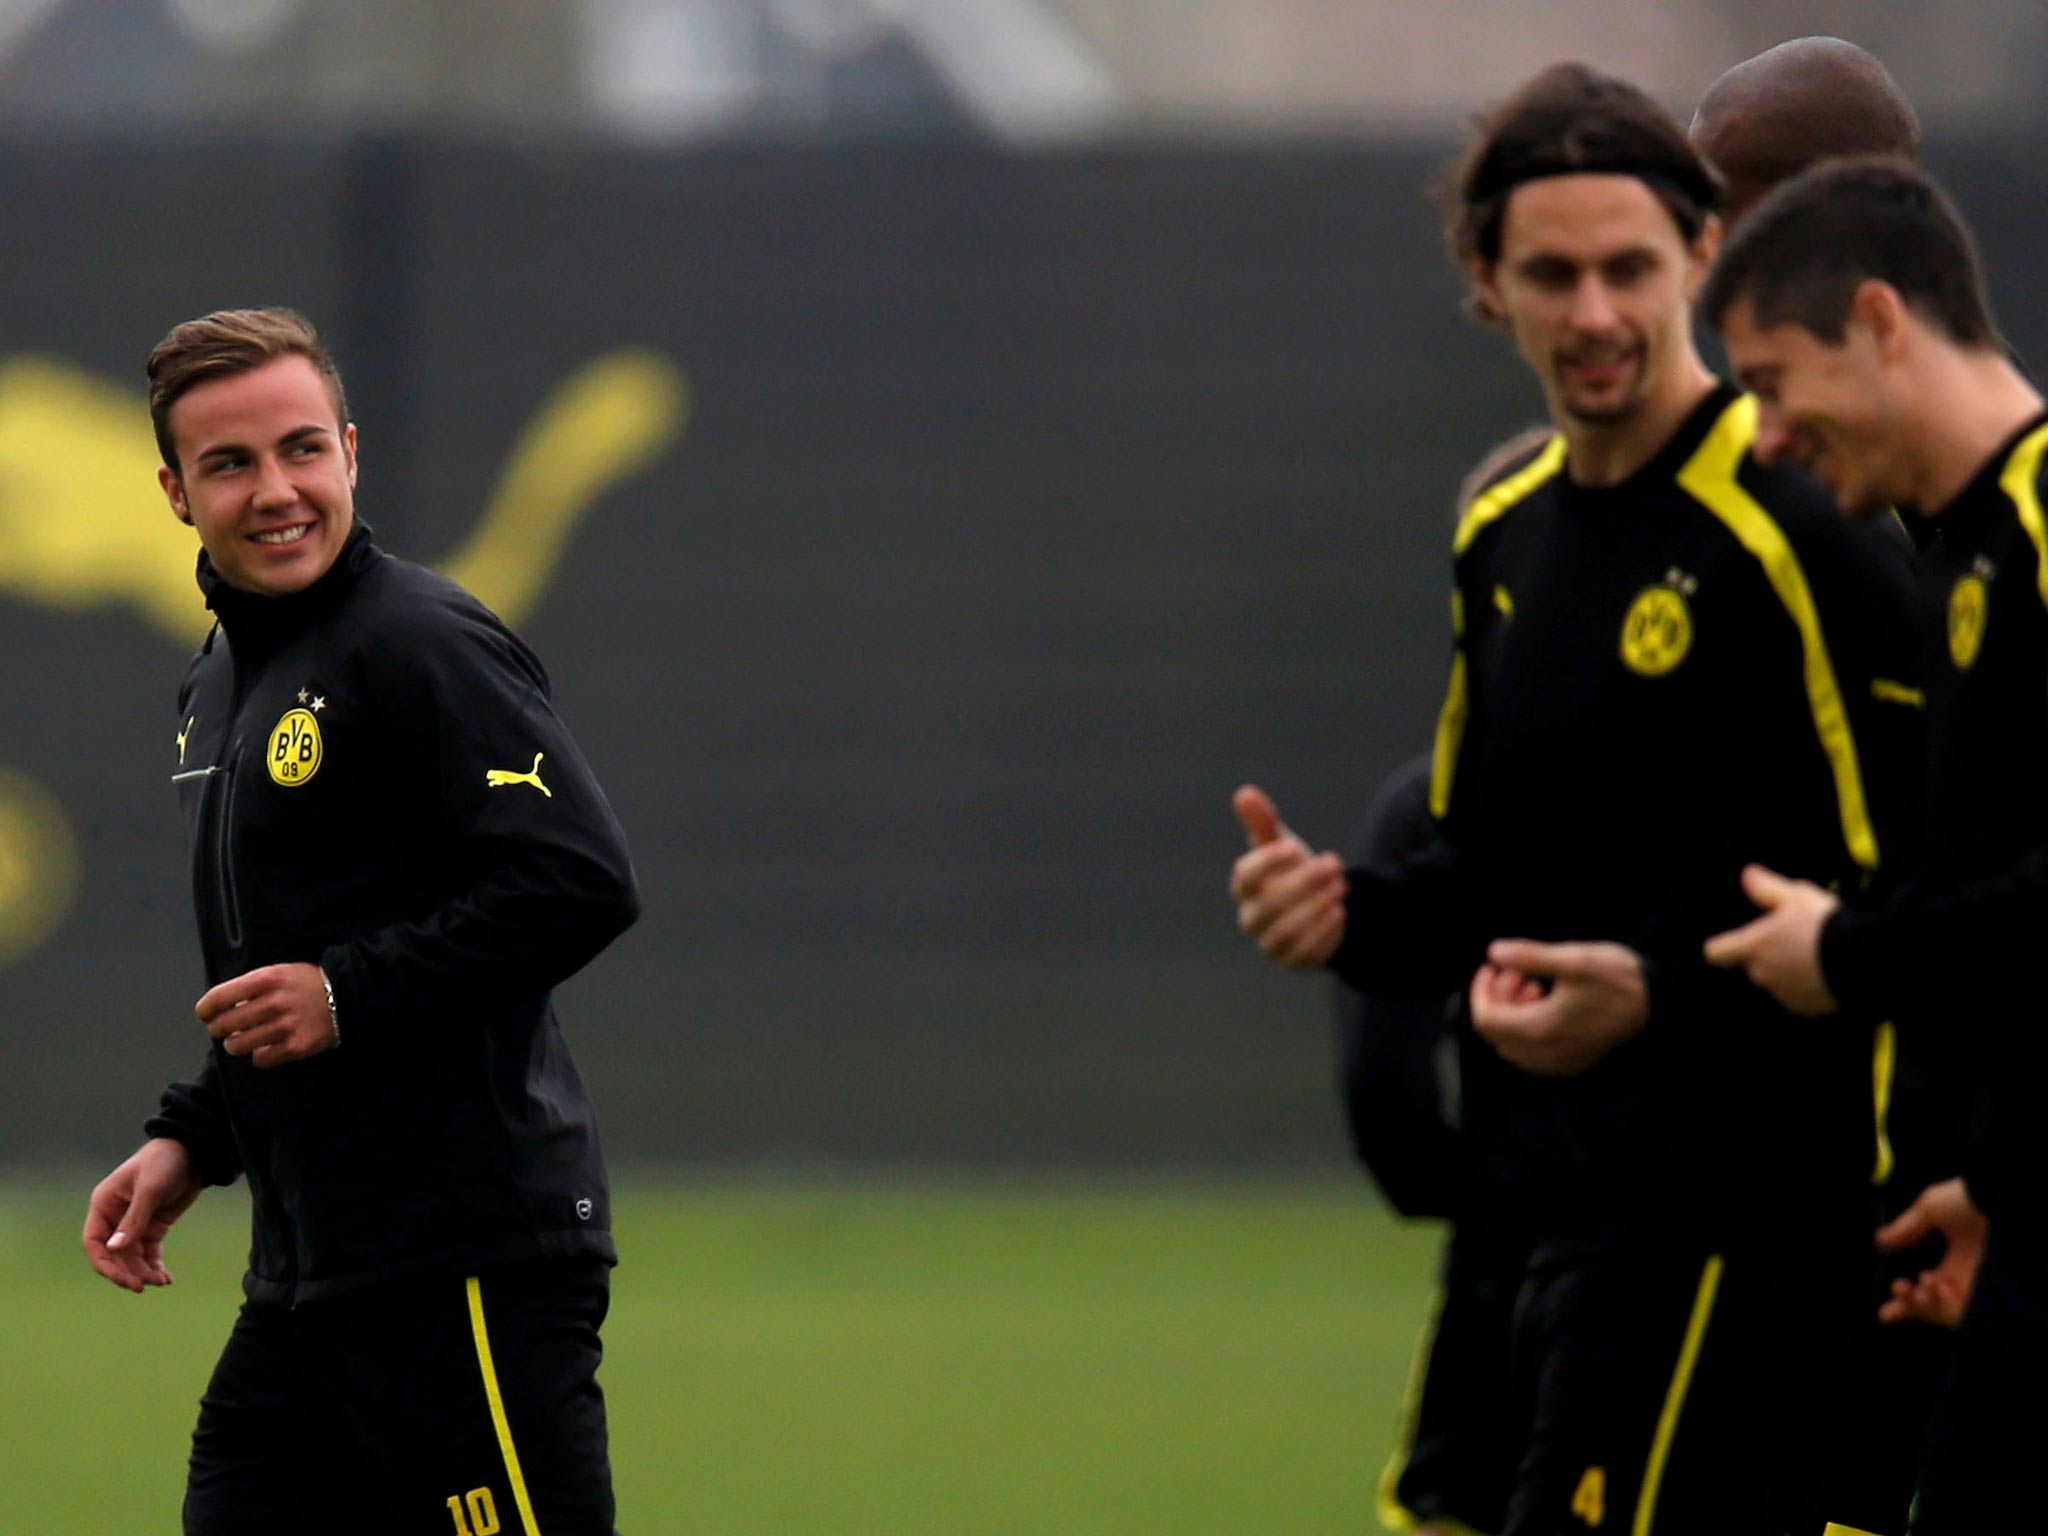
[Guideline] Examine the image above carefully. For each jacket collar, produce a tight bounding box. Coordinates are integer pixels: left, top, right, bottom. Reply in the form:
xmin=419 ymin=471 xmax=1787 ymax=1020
xmin=199 ymin=519 xmax=379 ymax=657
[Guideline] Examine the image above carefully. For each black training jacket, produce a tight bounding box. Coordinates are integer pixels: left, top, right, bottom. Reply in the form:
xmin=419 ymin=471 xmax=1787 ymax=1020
xmin=146 ymin=522 xmax=639 ymax=1306
xmin=1331 ymin=386 xmax=1925 ymax=1245
xmin=1331 ymin=754 xmax=1467 ymax=1220
xmin=1824 ymin=412 xmax=2048 ymax=1235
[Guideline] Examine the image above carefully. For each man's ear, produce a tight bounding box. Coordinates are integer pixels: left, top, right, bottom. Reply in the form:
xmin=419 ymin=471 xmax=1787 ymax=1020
xmin=1465 ymin=255 xmax=1508 ymax=329
xmin=158 ymin=464 xmax=192 ymax=525
xmin=343 ymin=422 xmax=358 ymax=488
xmin=1850 ymin=279 xmax=1910 ymax=361
xmin=1685 ymin=214 xmax=1724 ymax=301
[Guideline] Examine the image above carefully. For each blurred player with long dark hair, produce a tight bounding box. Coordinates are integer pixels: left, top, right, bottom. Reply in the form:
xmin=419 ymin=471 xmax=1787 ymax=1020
xmin=1234 ymin=63 xmax=1923 ymax=1534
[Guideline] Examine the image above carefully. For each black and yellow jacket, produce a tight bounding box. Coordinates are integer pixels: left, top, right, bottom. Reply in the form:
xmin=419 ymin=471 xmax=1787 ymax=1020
xmin=1335 ymin=384 xmax=1924 ymax=1242
xmin=1823 ymin=411 xmax=2048 ymax=1229
xmin=146 ymin=522 xmax=639 ymax=1306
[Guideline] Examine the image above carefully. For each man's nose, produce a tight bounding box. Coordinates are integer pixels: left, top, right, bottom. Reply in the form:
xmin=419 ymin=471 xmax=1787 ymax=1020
xmin=1751 ymin=407 xmax=1795 ymax=463
xmin=249 ymin=455 xmax=296 ymax=509
xmin=1568 ymin=276 xmax=1620 ymax=331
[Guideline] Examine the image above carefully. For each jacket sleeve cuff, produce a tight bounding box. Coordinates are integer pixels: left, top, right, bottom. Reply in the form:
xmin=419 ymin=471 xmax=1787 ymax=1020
xmin=143 ymin=1106 xmax=241 ymax=1186
xmin=1640 ymin=946 xmax=1758 ymax=1037
xmin=1327 ymin=913 xmax=1375 ymax=991
xmin=1819 ymin=904 xmax=1903 ymax=1018
xmin=319 ymin=946 xmax=364 ymax=1036
xmin=1325 ymin=861 xmax=1481 ymax=995
xmin=1640 ymin=950 xmax=1694 ymax=1035
xmin=1962 ymin=1143 xmax=2002 ymax=1222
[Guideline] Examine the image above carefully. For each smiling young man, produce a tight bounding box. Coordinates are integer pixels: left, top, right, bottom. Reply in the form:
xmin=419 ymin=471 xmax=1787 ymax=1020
xmin=81 ymin=309 xmax=639 ymax=1534
xmin=1701 ymin=157 xmax=2048 ymax=1531
xmin=1232 ymin=65 xmax=1924 ymax=1534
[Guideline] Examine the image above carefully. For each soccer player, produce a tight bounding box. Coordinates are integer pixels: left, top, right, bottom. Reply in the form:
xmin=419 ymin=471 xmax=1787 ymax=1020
xmin=81 ymin=309 xmax=639 ymax=1534
xmin=1695 ymin=41 xmax=1957 ymax=1534
xmin=1701 ymin=156 xmax=2048 ymax=1533
xmin=1314 ymin=42 xmax=1943 ymax=1536
xmin=1326 ymin=437 xmax=1552 ymax=1536
xmin=1322 ymin=752 xmax=1528 ymax=1536
xmin=1233 ymin=64 xmax=1923 ymax=1534
xmin=1689 ymin=36 xmax=1920 ymax=228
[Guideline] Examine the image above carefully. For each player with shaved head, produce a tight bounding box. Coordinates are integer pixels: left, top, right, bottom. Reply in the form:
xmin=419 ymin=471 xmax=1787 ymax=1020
xmin=1691 ymin=36 xmax=1920 ymax=228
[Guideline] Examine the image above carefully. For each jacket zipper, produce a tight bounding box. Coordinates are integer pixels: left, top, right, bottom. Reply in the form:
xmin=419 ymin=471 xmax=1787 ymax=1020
xmin=206 ymin=734 xmax=296 ymax=1298
xmin=214 ymin=755 xmax=244 ymax=952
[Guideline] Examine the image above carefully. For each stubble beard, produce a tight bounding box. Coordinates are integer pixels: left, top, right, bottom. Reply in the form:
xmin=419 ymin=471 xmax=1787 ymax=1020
xmin=1553 ymin=342 xmax=1648 ymax=428
xmin=1559 ymin=377 xmax=1647 ymax=427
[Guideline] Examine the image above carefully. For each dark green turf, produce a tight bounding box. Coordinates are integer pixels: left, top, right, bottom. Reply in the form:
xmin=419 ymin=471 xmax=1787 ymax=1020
xmin=3 ymin=1176 xmax=1443 ymax=1534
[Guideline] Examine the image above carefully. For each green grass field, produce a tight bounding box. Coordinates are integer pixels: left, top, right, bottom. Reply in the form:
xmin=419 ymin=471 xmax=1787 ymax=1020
xmin=3 ymin=1175 xmax=1442 ymax=1534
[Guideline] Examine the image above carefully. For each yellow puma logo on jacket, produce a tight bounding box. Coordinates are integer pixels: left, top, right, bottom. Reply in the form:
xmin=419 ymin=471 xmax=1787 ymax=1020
xmin=486 ymin=754 xmax=552 ymax=798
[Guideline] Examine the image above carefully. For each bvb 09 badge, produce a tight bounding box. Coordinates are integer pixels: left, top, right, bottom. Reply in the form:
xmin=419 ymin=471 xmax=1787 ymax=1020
xmin=1620 ymin=574 xmax=1695 ymax=677
xmin=1949 ymin=571 xmax=1989 ymax=671
xmin=267 ymin=707 xmax=323 ymax=786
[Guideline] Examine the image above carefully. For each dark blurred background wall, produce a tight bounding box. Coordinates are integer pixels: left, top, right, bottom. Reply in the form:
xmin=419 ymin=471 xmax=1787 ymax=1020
xmin=5 ymin=0 xmax=2048 ymax=1171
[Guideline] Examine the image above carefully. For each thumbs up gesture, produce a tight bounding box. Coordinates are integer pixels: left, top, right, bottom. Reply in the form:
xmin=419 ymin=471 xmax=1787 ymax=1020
xmin=1229 ymin=785 xmax=1348 ymax=969
xmin=1702 ymin=863 xmax=1841 ymax=1016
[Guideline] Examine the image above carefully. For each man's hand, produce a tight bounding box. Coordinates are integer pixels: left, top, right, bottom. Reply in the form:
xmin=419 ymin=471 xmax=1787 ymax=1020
xmin=1470 ymin=940 xmax=1648 ymax=1076
xmin=82 ymin=1138 xmax=203 ymax=1293
xmin=1702 ymin=865 xmax=1841 ymax=1016
xmin=197 ymin=962 xmax=337 ymax=1068
xmin=1230 ymin=785 xmax=1347 ymax=970
xmin=1877 ymin=1177 xmax=1987 ymax=1329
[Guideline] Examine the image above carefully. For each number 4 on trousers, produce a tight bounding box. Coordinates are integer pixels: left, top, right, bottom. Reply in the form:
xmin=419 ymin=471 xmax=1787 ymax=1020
xmin=1572 ymin=1465 xmax=1606 ymax=1528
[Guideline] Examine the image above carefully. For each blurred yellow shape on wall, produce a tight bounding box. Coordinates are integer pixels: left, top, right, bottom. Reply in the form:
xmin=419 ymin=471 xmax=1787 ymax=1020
xmin=0 ymin=767 xmax=79 ymax=968
xmin=0 ymin=349 xmax=691 ymax=645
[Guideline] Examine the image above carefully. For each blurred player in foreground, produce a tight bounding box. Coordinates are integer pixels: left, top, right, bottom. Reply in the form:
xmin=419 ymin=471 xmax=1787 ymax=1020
xmin=1324 ymin=40 xmax=1944 ymax=1536
xmin=1331 ymin=430 xmax=1553 ymax=1536
xmin=1233 ymin=63 xmax=1924 ymax=1534
xmin=1698 ymin=41 xmax=1959 ymax=1536
xmin=1308 ymin=41 xmax=1937 ymax=1536
xmin=82 ymin=308 xmax=639 ymax=1534
xmin=1703 ymin=156 xmax=2046 ymax=1533
xmin=1329 ymin=750 xmax=1530 ymax=1536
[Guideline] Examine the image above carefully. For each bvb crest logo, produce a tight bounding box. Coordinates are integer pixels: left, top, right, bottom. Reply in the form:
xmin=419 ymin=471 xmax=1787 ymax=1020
xmin=1949 ymin=572 xmax=1989 ymax=671
xmin=267 ymin=708 xmax=323 ymax=787
xmin=1620 ymin=579 xmax=1694 ymax=677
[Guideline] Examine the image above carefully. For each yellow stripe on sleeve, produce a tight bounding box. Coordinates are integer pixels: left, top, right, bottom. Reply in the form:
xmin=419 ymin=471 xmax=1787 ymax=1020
xmin=1677 ymin=396 xmax=1879 ymax=873
xmin=1632 ymin=1255 xmax=1724 ymax=1536
xmin=1872 ymin=1021 xmax=1897 ymax=1186
xmin=1869 ymin=678 xmax=1924 ymax=708
xmin=467 ymin=1275 xmax=544 ymax=1536
xmin=1453 ymin=433 xmax=1565 ymax=557
xmin=1432 ymin=436 xmax=1565 ymax=819
xmin=1429 ymin=643 xmax=1468 ymax=822
xmin=1997 ymin=421 xmax=2048 ymax=608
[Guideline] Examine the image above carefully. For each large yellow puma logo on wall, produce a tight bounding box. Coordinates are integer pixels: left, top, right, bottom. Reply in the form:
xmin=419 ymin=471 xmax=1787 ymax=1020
xmin=0 ymin=349 xmax=690 ymax=643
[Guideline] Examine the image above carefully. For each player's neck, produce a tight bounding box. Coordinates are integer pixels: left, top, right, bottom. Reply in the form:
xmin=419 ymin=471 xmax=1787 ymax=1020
xmin=1905 ymin=349 xmax=2045 ymax=515
xmin=1556 ymin=353 xmax=1718 ymax=489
